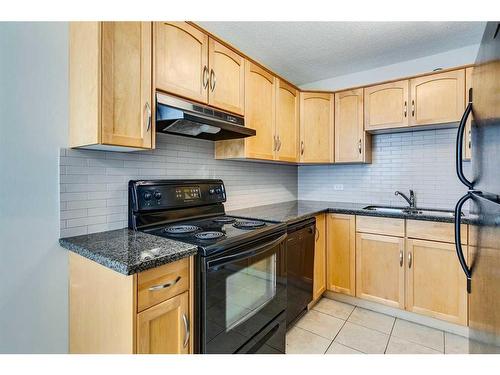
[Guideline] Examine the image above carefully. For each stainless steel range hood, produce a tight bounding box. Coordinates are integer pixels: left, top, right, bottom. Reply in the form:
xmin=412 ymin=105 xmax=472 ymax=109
xmin=155 ymin=92 xmax=255 ymax=141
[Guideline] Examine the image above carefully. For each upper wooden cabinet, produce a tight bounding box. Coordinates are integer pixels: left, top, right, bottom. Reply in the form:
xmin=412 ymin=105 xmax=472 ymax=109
xmin=155 ymin=22 xmax=245 ymax=115
xmin=208 ymin=39 xmax=245 ymax=115
xmin=155 ymin=22 xmax=209 ymax=105
xmin=299 ymin=92 xmax=334 ymax=163
xmin=313 ymin=214 xmax=327 ymax=301
xmin=364 ymin=80 xmax=409 ymax=131
xmin=464 ymin=67 xmax=474 ymax=160
xmin=409 ymin=69 xmax=465 ymax=126
xmin=70 ymin=22 xmax=153 ymax=150
xmin=275 ymin=79 xmax=299 ymax=162
xmin=327 ymin=214 xmax=356 ymax=296
xmin=244 ymin=62 xmax=276 ymax=159
xmin=334 ymin=89 xmax=371 ymax=163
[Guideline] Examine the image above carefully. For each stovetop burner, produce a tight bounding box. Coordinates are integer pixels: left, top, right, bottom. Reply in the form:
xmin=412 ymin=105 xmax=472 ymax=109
xmin=164 ymin=224 xmax=200 ymax=235
xmin=212 ymin=216 xmax=236 ymax=224
xmin=194 ymin=231 xmax=225 ymax=241
xmin=233 ymin=220 xmax=266 ymax=229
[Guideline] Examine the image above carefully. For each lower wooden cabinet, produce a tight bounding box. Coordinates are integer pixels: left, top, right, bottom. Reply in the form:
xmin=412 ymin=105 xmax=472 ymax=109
xmin=326 ymin=214 xmax=356 ymax=296
xmin=137 ymin=291 xmax=190 ymax=354
xmin=405 ymin=239 xmax=468 ymax=325
xmin=355 ymin=232 xmax=405 ymax=309
xmin=313 ymin=214 xmax=326 ymax=301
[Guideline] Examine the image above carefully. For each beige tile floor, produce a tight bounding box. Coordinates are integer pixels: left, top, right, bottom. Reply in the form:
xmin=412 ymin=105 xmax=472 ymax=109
xmin=286 ymin=298 xmax=472 ymax=354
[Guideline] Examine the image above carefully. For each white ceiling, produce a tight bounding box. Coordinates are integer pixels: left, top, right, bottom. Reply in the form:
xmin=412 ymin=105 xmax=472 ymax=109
xmin=197 ymin=22 xmax=486 ymax=85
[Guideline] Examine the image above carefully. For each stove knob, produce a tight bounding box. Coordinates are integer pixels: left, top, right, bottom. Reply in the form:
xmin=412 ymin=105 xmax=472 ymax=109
xmin=143 ymin=192 xmax=152 ymax=201
xmin=209 ymin=188 xmax=215 ymax=195
xmin=154 ymin=191 xmax=162 ymax=200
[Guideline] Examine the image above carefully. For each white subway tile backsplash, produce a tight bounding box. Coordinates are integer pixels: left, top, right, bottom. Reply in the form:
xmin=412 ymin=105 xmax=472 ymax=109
xmin=299 ymin=128 xmax=470 ymax=209
xmin=60 ymin=134 xmax=298 ymax=235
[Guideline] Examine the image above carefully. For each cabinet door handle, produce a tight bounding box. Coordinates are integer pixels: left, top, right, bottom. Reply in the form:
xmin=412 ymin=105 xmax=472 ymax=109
xmin=182 ymin=313 xmax=190 ymax=348
xmin=358 ymin=139 xmax=362 ymax=154
xmin=148 ymin=276 xmax=181 ymax=291
xmin=277 ymin=135 xmax=282 ymax=151
xmin=408 ymin=252 xmax=412 ymax=269
xmin=209 ymin=69 xmax=216 ymax=92
xmin=202 ymin=66 xmax=209 ymax=89
xmin=300 ymin=141 xmax=305 ymax=155
xmin=399 ymin=249 xmax=404 ymax=267
xmin=145 ymin=101 xmax=152 ymax=132
xmin=404 ymin=101 xmax=407 ymax=118
xmin=411 ymin=100 xmax=415 ymax=117
xmin=273 ymin=135 xmax=277 ymax=151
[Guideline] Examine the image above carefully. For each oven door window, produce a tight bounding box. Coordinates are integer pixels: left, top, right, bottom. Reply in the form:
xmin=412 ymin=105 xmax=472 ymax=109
xmin=225 ymin=252 xmax=277 ymax=330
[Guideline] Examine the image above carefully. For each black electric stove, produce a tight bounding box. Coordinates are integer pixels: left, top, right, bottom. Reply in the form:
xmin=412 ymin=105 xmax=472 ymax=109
xmin=129 ymin=180 xmax=287 ymax=354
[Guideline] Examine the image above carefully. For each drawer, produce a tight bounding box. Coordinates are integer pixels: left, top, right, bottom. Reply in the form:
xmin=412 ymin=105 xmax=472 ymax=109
xmin=356 ymin=216 xmax=405 ymax=237
xmin=407 ymin=220 xmax=467 ymax=244
xmin=137 ymin=258 xmax=189 ymax=312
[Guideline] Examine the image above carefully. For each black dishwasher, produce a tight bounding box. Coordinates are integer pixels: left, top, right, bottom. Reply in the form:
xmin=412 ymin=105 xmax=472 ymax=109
xmin=286 ymin=217 xmax=315 ymax=327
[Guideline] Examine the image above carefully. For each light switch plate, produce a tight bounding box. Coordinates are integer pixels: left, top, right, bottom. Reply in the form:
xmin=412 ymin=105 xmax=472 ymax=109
xmin=333 ymin=184 xmax=344 ymax=191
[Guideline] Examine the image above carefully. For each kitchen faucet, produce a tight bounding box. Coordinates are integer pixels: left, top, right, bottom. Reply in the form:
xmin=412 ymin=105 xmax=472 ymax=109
xmin=395 ymin=190 xmax=416 ymax=209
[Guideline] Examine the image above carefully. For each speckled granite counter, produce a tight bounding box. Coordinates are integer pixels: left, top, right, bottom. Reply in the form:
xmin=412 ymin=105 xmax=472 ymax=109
xmin=59 ymin=229 xmax=197 ymax=275
xmin=228 ymin=200 xmax=472 ymax=225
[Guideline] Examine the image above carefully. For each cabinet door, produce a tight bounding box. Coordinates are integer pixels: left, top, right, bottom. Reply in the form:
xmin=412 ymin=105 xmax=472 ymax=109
xmin=364 ymin=80 xmax=409 ymax=130
xmin=155 ymin=22 xmax=208 ymax=104
xmin=464 ymin=67 xmax=473 ymax=160
xmin=275 ymin=79 xmax=299 ymax=162
xmin=208 ymin=38 xmax=245 ymax=115
xmin=137 ymin=291 xmax=189 ymax=354
xmin=327 ymin=214 xmax=356 ymax=296
xmin=406 ymin=239 xmax=467 ymax=325
xmin=244 ymin=62 xmax=276 ymax=160
xmin=334 ymin=89 xmax=370 ymax=163
xmin=299 ymin=92 xmax=334 ymax=163
xmin=356 ymin=233 xmax=405 ymax=309
xmin=101 ymin=22 xmax=153 ymax=149
xmin=409 ymin=69 xmax=465 ymax=126
xmin=313 ymin=214 xmax=327 ymax=301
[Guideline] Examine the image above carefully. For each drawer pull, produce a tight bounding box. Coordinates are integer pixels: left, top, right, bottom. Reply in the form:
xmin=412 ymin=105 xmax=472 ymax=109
xmin=148 ymin=276 xmax=181 ymax=291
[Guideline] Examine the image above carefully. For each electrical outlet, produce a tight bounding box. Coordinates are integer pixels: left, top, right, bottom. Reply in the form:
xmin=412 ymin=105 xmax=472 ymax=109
xmin=333 ymin=184 xmax=344 ymax=191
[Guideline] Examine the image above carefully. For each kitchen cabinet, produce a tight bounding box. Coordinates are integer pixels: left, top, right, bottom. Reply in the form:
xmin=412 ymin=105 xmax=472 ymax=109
xmin=155 ymin=22 xmax=245 ymax=115
xmin=137 ymin=291 xmax=190 ymax=354
xmin=208 ymin=38 xmax=245 ymax=115
xmin=326 ymin=214 xmax=356 ymax=296
xmin=409 ymin=69 xmax=465 ymax=126
xmin=405 ymin=239 xmax=468 ymax=325
xmin=334 ymin=89 xmax=371 ymax=163
xmin=155 ymin=22 xmax=209 ymax=105
xmin=69 ymin=252 xmax=193 ymax=353
xmin=464 ymin=67 xmax=474 ymax=160
xmin=275 ymin=79 xmax=299 ymax=162
xmin=69 ymin=22 xmax=153 ymax=150
xmin=215 ymin=62 xmax=276 ymax=160
xmin=356 ymin=232 xmax=405 ymax=309
xmin=364 ymin=79 xmax=410 ymax=131
xmin=299 ymin=92 xmax=334 ymax=163
xmin=313 ymin=214 xmax=327 ymax=301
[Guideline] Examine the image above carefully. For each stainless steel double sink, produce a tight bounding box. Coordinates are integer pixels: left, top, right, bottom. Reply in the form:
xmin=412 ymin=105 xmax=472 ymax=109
xmin=362 ymin=205 xmax=460 ymax=218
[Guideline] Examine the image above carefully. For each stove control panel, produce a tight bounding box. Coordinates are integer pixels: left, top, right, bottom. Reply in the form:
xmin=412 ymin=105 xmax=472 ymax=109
xmin=130 ymin=180 xmax=226 ymax=211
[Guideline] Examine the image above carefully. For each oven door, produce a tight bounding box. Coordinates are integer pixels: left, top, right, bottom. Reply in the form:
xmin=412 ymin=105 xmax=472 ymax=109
xmin=199 ymin=232 xmax=287 ymax=354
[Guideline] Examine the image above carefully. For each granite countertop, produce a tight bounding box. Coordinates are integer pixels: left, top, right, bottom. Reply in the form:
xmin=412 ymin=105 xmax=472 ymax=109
xmin=59 ymin=228 xmax=198 ymax=275
xmin=228 ymin=200 xmax=472 ymax=225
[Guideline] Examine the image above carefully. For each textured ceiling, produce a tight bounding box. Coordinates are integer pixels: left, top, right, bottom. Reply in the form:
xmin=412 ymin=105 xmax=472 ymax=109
xmin=197 ymin=22 xmax=486 ymax=85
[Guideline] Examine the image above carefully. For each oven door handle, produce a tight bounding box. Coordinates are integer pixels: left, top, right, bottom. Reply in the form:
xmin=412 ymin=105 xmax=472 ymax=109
xmin=206 ymin=233 xmax=287 ymax=270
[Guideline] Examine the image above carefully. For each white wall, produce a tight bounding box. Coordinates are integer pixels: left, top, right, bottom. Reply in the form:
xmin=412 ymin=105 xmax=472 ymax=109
xmin=0 ymin=22 xmax=69 ymax=353
xmin=300 ymin=44 xmax=480 ymax=91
